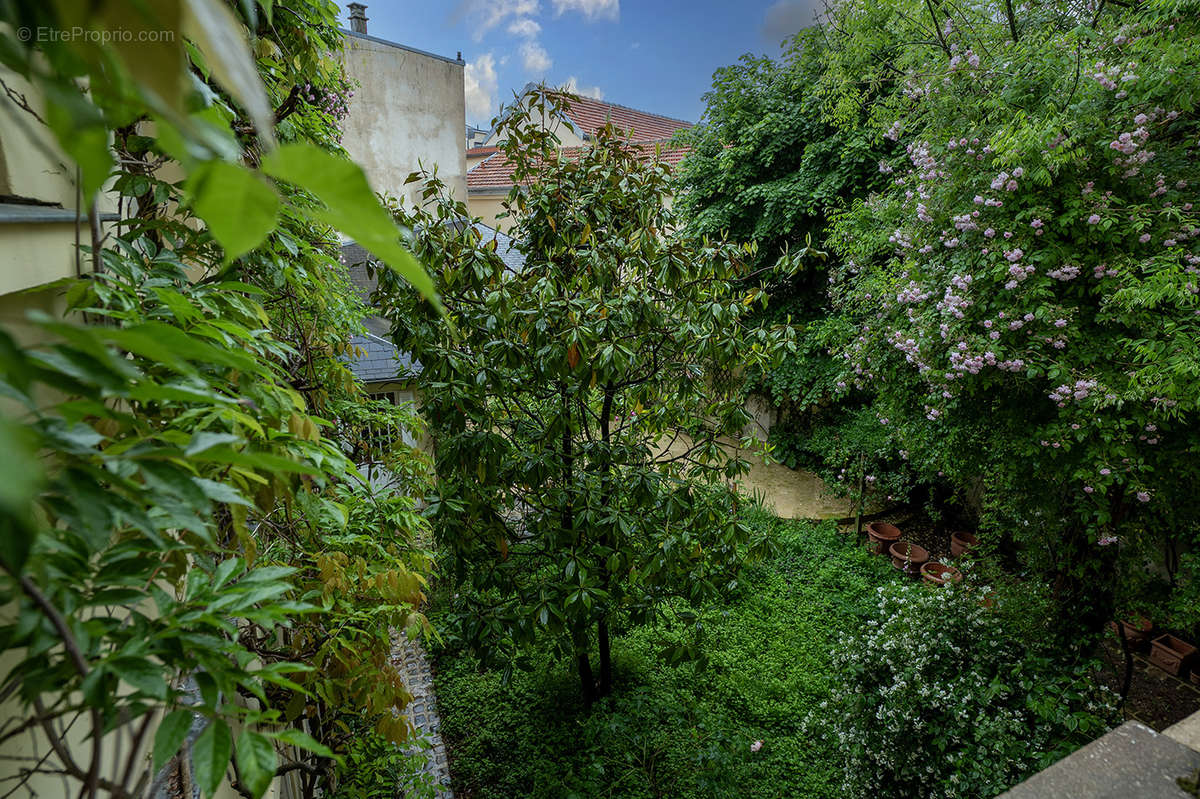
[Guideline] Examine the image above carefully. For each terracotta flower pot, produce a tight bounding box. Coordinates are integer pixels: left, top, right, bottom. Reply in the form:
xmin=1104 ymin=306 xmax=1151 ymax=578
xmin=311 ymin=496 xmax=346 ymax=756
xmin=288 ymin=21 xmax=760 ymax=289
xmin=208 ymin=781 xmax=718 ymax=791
xmin=866 ymin=522 xmax=901 ymax=554
xmin=1148 ymin=634 xmax=1198 ymax=677
xmin=920 ymin=561 xmax=962 ymax=587
xmin=888 ymin=541 xmax=929 ymax=576
xmin=1114 ymin=616 xmax=1153 ymax=649
xmin=949 ymin=530 xmax=979 ymax=558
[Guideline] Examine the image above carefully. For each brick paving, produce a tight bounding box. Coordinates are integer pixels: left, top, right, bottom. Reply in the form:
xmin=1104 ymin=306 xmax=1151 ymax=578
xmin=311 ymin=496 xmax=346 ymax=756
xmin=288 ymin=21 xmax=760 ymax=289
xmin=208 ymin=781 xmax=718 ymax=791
xmin=1098 ymin=638 xmax=1200 ymax=731
xmin=392 ymin=630 xmax=453 ymax=798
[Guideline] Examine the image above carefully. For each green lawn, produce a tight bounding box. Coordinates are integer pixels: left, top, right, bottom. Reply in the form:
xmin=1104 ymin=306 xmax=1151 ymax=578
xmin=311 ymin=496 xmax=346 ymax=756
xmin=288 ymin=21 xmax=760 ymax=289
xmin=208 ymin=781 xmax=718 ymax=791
xmin=431 ymin=516 xmax=890 ymax=799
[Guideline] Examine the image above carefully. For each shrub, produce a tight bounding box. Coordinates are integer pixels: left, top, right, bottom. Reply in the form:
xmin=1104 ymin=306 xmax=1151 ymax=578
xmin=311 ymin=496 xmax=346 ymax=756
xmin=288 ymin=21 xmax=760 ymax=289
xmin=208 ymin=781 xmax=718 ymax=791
xmin=327 ymin=722 xmax=435 ymax=799
xmin=815 ymin=579 xmax=1117 ymax=798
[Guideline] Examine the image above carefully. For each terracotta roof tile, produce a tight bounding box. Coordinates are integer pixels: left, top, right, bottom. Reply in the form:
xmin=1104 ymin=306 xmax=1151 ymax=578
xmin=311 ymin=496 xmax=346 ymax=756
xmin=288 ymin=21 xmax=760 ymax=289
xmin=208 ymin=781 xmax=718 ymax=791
xmin=560 ymin=95 xmax=692 ymax=141
xmin=467 ymin=143 xmax=691 ymax=192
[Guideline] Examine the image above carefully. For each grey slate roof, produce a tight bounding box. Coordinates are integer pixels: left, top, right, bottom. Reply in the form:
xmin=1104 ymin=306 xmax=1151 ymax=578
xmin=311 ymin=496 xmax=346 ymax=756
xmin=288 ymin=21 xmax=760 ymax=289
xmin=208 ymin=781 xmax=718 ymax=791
xmin=479 ymin=223 xmax=525 ymax=275
xmin=340 ymin=223 xmax=524 ymax=384
xmin=346 ymin=332 xmax=420 ymax=383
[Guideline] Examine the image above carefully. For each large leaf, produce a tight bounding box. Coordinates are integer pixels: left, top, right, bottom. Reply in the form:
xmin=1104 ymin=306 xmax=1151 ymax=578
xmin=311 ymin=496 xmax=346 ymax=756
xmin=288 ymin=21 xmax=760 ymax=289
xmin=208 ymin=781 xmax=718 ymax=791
xmin=182 ymin=0 xmax=276 ymax=148
xmin=235 ymin=730 xmax=277 ymax=799
xmin=153 ymin=709 xmax=194 ymax=771
xmin=0 ymin=417 xmax=40 ymax=573
xmin=192 ymin=719 xmax=232 ymax=798
xmin=261 ymin=143 xmax=439 ymax=307
xmin=109 ymin=657 xmax=169 ymax=700
xmin=189 ymin=161 xmax=280 ymax=260
xmin=267 ymin=727 xmax=335 ymax=759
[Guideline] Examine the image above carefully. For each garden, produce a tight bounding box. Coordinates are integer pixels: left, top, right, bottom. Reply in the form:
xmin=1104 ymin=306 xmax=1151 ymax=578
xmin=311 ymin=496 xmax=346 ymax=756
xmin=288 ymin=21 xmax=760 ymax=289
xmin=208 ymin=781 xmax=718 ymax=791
xmin=1 ymin=0 xmax=1199 ymax=798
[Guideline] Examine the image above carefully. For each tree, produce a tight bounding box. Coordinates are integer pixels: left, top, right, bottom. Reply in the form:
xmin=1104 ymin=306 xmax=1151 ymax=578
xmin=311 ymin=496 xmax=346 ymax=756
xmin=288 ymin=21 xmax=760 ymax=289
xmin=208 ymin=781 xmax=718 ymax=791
xmin=822 ymin=0 xmax=1200 ymax=642
xmin=379 ymin=89 xmax=793 ymax=703
xmin=674 ymin=28 xmax=902 ymax=502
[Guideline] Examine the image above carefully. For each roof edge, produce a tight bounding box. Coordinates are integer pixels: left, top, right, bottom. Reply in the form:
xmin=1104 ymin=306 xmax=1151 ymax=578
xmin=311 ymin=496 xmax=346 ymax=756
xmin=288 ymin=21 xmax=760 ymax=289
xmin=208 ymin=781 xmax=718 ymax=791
xmin=341 ymin=29 xmax=465 ymax=66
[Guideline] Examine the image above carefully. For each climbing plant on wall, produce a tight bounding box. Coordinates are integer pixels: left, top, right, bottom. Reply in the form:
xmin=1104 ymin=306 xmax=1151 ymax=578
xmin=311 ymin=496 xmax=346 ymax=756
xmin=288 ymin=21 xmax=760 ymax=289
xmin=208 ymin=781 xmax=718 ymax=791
xmin=0 ymin=1 xmax=437 ymax=797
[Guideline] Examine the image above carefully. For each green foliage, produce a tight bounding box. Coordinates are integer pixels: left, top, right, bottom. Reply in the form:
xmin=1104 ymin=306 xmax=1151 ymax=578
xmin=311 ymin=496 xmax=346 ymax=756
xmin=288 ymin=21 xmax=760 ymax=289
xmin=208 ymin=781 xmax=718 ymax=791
xmin=0 ymin=1 xmax=437 ymax=797
xmin=432 ymin=516 xmax=886 ymax=799
xmin=817 ymin=578 xmax=1117 ymax=798
xmin=675 ymin=29 xmax=886 ymax=283
xmin=820 ymin=0 xmax=1200 ymax=633
xmin=677 ymin=25 xmax=898 ymax=514
xmin=771 ymin=405 xmax=916 ymax=506
xmin=379 ymin=88 xmax=797 ymax=702
xmin=326 ymin=721 xmax=436 ymax=799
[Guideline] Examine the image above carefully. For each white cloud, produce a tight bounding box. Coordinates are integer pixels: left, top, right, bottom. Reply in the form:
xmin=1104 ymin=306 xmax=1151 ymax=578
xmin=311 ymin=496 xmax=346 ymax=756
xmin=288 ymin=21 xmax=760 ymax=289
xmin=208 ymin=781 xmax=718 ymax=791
xmin=456 ymin=0 xmax=540 ymax=42
xmin=520 ymin=41 xmax=552 ymax=73
xmin=551 ymin=0 xmax=619 ymax=22
xmin=561 ymin=76 xmax=603 ymax=100
xmin=507 ymin=17 xmax=542 ymax=38
xmin=761 ymin=0 xmax=822 ymax=42
xmin=464 ymin=53 xmax=499 ymax=124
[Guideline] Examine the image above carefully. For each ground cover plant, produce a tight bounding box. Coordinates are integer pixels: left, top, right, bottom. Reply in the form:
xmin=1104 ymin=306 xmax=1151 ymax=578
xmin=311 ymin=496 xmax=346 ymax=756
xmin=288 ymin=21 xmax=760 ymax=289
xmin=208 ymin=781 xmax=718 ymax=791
xmin=432 ymin=514 xmax=1111 ymax=799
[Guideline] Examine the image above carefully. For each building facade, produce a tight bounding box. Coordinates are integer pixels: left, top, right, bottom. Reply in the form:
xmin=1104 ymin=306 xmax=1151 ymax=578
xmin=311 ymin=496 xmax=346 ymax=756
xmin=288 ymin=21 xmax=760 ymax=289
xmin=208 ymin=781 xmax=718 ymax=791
xmin=339 ymin=7 xmax=468 ymax=205
xmin=466 ymin=85 xmax=693 ymax=231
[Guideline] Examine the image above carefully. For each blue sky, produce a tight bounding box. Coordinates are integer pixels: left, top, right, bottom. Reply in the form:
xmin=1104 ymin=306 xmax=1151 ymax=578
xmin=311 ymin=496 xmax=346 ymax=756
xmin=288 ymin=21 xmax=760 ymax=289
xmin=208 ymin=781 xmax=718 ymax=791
xmin=337 ymin=1 xmax=823 ymax=129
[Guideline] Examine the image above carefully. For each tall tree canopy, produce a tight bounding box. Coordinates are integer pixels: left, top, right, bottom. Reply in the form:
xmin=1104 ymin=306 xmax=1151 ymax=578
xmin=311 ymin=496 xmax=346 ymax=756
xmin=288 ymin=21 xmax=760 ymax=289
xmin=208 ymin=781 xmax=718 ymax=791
xmin=823 ymin=0 xmax=1200 ymax=636
xmin=380 ymin=90 xmax=794 ymax=703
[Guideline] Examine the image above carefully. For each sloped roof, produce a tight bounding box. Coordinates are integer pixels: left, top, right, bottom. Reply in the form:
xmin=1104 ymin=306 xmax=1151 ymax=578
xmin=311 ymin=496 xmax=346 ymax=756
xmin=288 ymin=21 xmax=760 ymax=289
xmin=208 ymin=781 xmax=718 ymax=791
xmin=559 ymin=94 xmax=692 ymax=141
xmin=340 ymin=223 xmax=524 ymax=383
xmin=467 ymin=143 xmax=692 ymax=193
xmin=346 ymin=332 xmax=420 ymax=383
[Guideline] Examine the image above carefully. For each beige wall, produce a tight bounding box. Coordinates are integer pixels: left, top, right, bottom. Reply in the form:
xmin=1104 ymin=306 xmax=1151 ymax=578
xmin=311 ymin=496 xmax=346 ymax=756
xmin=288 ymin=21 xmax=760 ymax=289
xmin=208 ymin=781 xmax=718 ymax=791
xmin=340 ymin=32 xmax=467 ymax=206
xmin=0 ymin=66 xmax=118 ymax=297
xmin=467 ymin=189 xmax=672 ymax=235
xmin=467 ymin=193 xmax=511 ymax=233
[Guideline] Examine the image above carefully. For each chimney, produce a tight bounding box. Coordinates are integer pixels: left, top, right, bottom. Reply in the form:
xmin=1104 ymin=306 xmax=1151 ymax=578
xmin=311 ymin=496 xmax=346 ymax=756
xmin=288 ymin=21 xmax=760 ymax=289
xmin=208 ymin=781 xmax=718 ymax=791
xmin=347 ymin=3 xmax=368 ymax=34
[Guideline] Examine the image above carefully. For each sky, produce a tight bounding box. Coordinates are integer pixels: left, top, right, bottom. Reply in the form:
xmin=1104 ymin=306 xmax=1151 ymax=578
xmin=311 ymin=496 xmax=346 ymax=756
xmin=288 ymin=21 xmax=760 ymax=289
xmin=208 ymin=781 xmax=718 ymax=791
xmin=337 ymin=1 xmax=824 ymax=129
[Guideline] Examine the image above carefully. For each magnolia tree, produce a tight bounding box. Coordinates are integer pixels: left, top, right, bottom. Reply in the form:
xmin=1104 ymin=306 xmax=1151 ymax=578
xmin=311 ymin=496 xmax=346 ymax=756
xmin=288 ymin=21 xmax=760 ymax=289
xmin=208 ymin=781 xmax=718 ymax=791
xmin=824 ymin=0 xmax=1200 ymax=634
xmin=378 ymin=90 xmax=794 ymax=703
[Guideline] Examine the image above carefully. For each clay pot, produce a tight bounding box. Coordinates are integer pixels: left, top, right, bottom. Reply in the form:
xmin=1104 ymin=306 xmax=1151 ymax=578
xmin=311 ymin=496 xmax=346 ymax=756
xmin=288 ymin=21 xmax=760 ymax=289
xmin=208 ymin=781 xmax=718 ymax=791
xmin=866 ymin=522 xmax=902 ymax=554
xmin=949 ymin=530 xmax=979 ymax=558
xmin=888 ymin=541 xmax=929 ymax=577
xmin=1148 ymin=634 xmax=1198 ymax=677
xmin=1114 ymin=616 xmax=1154 ymax=649
xmin=920 ymin=561 xmax=962 ymax=587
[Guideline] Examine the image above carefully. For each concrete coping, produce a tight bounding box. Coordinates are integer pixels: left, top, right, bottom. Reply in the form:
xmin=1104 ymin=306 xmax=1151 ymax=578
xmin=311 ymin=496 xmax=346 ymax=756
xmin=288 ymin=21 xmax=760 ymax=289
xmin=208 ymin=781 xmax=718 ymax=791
xmin=341 ymin=29 xmax=465 ymax=65
xmin=0 ymin=203 xmax=120 ymax=225
xmin=1000 ymin=717 xmax=1200 ymax=798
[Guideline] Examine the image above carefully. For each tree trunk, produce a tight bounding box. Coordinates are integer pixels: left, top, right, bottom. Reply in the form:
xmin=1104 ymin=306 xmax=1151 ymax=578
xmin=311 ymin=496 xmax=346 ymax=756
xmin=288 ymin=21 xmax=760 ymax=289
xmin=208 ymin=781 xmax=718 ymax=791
xmin=1117 ymin=622 xmax=1134 ymax=706
xmin=578 ymin=651 xmax=596 ymax=707
xmin=596 ymin=385 xmax=615 ymax=699
xmin=597 ymin=618 xmax=613 ymax=697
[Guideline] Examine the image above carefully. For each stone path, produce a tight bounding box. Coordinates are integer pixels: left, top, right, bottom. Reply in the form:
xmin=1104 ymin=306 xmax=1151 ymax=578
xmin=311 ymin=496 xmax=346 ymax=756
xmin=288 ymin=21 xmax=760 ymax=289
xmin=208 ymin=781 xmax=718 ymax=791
xmin=391 ymin=631 xmax=453 ymax=798
xmin=657 ymin=435 xmax=862 ymax=520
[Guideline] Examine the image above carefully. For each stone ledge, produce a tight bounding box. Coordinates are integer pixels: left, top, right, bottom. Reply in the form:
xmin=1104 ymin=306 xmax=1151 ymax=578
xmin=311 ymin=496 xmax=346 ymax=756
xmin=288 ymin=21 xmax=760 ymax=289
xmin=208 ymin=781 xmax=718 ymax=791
xmin=1167 ymin=710 xmax=1200 ymax=755
xmin=1000 ymin=721 xmax=1200 ymax=798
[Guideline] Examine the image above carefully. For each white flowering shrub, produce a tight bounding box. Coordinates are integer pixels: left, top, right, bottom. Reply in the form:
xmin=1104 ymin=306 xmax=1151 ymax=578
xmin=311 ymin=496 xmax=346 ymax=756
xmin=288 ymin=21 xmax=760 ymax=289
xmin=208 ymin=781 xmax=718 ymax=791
xmin=814 ymin=581 xmax=1117 ymax=798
